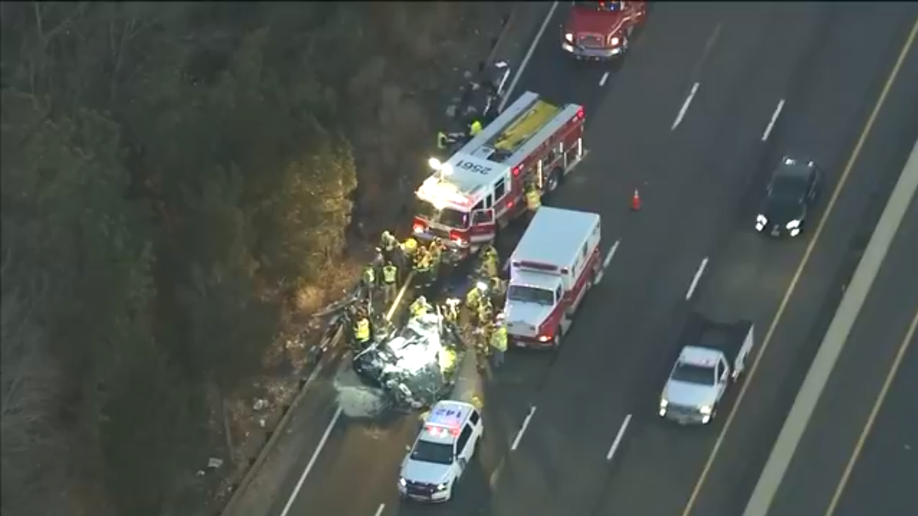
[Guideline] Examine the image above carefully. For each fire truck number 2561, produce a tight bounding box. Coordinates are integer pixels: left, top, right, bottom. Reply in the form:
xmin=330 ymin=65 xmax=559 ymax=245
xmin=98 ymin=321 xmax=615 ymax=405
xmin=456 ymin=160 xmax=492 ymax=175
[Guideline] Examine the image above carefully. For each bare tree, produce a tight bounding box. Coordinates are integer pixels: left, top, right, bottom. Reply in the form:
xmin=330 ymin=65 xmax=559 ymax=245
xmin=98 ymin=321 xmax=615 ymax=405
xmin=0 ymin=249 xmax=68 ymax=516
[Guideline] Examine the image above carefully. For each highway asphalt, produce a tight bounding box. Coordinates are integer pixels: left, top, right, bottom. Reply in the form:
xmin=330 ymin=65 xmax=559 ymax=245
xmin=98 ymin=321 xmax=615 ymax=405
xmin=273 ymin=3 xmax=918 ymax=516
xmin=762 ymin=189 xmax=918 ymax=516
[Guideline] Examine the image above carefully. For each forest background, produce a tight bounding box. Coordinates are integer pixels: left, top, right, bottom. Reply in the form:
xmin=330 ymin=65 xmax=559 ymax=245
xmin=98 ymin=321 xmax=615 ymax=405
xmin=0 ymin=2 xmax=506 ymax=515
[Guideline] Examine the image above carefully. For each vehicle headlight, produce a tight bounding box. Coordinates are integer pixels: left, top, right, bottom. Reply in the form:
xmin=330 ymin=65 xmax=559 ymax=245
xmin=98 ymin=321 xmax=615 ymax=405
xmin=565 ymin=32 xmax=574 ymax=43
xmin=756 ymin=214 xmax=768 ymax=225
xmin=659 ymin=399 xmax=668 ymax=409
xmin=786 ymin=219 xmax=801 ymax=229
xmin=399 ymin=477 xmax=407 ymax=487
xmin=436 ymin=483 xmax=448 ymax=491
xmin=699 ymin=405 xmax=713 ymax=415
xmin=610 ymin=36 xmax=620 ymax=46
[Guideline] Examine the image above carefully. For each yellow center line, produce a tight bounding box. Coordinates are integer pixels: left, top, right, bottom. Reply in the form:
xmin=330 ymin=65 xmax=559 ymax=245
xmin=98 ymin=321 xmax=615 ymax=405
xmin=824 ymin=306 xmax=918 ymax=516
xmin=680 ymin=15 xmax=918 ymax=516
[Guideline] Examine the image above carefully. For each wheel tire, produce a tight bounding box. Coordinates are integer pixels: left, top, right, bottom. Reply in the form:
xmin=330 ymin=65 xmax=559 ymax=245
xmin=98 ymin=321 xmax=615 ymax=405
xmin=552 ymin=327 xmax=562 ymax=347
xmin=545 ymin=167 xmax=563 ymax=195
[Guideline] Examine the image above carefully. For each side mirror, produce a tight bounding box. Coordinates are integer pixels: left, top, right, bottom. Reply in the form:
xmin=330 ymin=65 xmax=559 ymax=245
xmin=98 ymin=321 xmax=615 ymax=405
xmin=458 ymin=458 xmax=468 ymax=470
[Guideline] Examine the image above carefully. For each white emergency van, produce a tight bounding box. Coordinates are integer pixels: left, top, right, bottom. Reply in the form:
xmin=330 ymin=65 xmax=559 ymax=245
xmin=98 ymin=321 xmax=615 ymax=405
xmin=397 ymin=401 xmax=483 ymax=503
xmin=504 ymin=207 xmax=602 ymax=348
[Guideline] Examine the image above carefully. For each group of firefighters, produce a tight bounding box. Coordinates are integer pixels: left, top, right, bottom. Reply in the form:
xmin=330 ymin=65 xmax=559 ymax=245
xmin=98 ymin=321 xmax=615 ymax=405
xmin=348 ymin=75 xmax=547 ymax=369
xmin=350 ymin=236 xmax=509 ymax=369
xmin=463 ymin=244 xmax=508 ymax=369
xmin=349 ymin=178 xmax=540 ymax=365
xmin=350 ymin=230 xmax=449 ymax=349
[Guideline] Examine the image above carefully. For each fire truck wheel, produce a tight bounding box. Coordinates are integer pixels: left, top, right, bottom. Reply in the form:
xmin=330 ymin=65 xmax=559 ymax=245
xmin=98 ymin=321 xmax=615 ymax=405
xmin=545 ymin=167 xmax=563 ymax=194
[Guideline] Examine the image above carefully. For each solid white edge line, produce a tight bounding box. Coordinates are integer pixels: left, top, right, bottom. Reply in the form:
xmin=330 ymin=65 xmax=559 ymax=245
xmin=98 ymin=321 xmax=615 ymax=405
xmin=761 ymin=99 xmax=786 ymax=141
xmin=510 ymin=406 xmax=537 ymax=451
xmin=685 ymin=257 xmax=709 ymax=300
xmin=671 ymin=82 xmax=700 ymax=130
xmin=500 ymin=1 xmax=560 ymax=111
xmin=606 ymin=414 xmax=632 ymax=461
xmin=599 ymin=71 xmax=610 ymax=87
xmin=373 ymin=503 xmax=385 ymax=516
xmin=279 ymin=406 xmax=343 ymax=516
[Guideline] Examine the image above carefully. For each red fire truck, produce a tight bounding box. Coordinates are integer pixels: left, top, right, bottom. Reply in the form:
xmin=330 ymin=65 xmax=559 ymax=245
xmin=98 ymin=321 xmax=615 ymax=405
xmin=561 ymin=1 xmax=647 ymax=60
xmin=412 ymin=91 xmax=586 ymax=259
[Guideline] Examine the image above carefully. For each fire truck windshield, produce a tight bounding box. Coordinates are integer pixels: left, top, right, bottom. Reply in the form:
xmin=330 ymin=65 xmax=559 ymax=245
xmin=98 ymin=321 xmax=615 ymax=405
xmin=507 ymin=285 xmax=555 ymax=306
xmin=413 ymin=199 xmax=470 ymax=229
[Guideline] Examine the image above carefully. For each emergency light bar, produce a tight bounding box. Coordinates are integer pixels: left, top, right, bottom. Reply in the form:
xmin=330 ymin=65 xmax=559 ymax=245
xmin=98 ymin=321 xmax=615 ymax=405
xmin=512 ymin=261 xmax=568 ymax=274
xmin=425 ymin=425 xmax=460 ymax=437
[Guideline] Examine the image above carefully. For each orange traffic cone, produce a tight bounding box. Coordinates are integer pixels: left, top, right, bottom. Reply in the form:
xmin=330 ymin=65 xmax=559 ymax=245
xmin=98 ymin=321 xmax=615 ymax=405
xmin=631 ymin=188 xmax=642 ymax=211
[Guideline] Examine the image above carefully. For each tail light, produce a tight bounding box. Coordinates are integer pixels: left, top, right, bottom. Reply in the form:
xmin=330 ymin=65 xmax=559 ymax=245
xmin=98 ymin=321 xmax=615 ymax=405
xmin=576 ymin=107 xmax=585 ymax=120
xmin=413 ymin=222 xmax=425 ymax=234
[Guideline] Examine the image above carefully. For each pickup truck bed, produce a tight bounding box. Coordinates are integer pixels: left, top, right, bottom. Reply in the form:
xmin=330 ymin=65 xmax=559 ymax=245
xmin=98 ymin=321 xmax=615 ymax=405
xmin=681 ymin=313 xmax=754 ymax=366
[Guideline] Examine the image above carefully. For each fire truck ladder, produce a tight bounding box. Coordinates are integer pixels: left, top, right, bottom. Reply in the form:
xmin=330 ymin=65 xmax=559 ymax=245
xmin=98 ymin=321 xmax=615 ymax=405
xmin=491 ymin=93 xmax=560 ymax=153
xmin=461 ymin=92 xmax=560 ymax=161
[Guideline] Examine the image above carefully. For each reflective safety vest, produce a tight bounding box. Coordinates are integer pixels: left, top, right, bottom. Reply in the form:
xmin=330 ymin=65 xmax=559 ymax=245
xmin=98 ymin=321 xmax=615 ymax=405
xmin=354 ymin=318 xmax=370 ymax=341
xmin=362 ymin=266 xmax=375 ymax=285
xmin=469 ymin=120 xmax=483 ymax=136
xmin=480 ymin=256 xmax=498 ymax=278
xmin=491 ymin=326 xmax=508 ymax=352
xmin=382 ymin=265 xmax=397 ymax=284
xmin=465 ymin=287 xmax=481 ymax=307
xmin=477 ymin=300 xmax=492 ymax=322
xmin=525 ymin=188 xmax=541 ymax=211
xmin=410 ymin=300 xmax=428 ymax=317
xmin=415 ymin=255 xmax=431 ymax=272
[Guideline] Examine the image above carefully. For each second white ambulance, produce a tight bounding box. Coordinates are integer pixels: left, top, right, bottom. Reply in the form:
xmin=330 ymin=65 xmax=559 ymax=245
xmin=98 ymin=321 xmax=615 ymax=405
xmin=504 ymin=207 xmax=602 ymax=348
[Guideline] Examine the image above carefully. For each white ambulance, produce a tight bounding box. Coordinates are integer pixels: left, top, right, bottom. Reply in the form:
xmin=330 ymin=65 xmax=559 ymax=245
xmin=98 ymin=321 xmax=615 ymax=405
xmin=504 ymin=207 xmax=602 ymax=348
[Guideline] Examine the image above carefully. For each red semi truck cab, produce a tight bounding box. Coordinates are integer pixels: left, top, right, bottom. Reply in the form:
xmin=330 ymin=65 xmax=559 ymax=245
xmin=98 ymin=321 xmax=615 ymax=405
xmin=505 ymin=207 xmax=602 ymax=348
xmin=561 ymin=1 xmax=647 ymax=60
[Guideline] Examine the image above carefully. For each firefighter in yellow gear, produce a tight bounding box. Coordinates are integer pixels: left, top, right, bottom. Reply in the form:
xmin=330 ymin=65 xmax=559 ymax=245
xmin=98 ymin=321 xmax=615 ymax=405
xmin=477 ymin=296 xmax=493 ymax=326
xmin=479 ymin=246 xmax=499 ymax=278
xmin=466 ymin=281 xmax=487 ymax=310
xmin=381 ymin=262 xmax=398 ymax=305
xmin=353 ymin=316 xmax=371 ymax=346
xmin=410 ymin=296 xmax=431 ymax=318
xmin=428 ymin=238 xmax=443 ymax=266
xmin=379 ymin=230 xmax=398 ymax=253
xmin=489 ymin=275 xmax=505 ymax=299
xmin=414 ymin=247 xmax=431 ymax=272
xmin=402 ymin=237 xmax=418 ymax=258
xmin=361 ymin=264 xmax=376 ymax=289
xmin=469 ymin=119 xmax=483 ymax=137
xmin=525 ymin=182 xmax=542 ymax=212
xmin=490 ymin=316 xmax=508 ymax=368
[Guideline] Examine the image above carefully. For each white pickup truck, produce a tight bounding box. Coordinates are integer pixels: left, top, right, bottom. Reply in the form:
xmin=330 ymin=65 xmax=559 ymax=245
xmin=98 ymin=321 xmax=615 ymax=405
xmin=658 ymin=313 xmax=754 ymax=425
